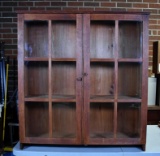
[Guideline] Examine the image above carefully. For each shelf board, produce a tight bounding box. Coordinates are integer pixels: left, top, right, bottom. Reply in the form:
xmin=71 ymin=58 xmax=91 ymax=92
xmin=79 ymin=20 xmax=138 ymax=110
xmin=90 ymin=58 xmax=115 ymax=62
xmin=23 ymin=58 xmax=142 ymax=62
xmin=25 ymin=95 xmax=76 ymax=102
xmin=26 ymin=133 xmax=49 ymax=138
xmin=90 ymin=95 xmax=114 ymax=102
xmin=90 ymin=132 xmax=113 ymax=138
xmin=90 ymin=95 xmax=141 ymax=103
xmin=52 ymin=95 xmax=76 ymax=102
xmin=51 ymin=58 xmax=76 ymax=62
xmin=24 ymin=57 xmax=48 ymax=61
xmin=52 ymin=132 xmax=76 ymax=138
xmin=116 ymin=132 xmax=140 ymax=138
xmin=25 ymin=95 xmax=49 ymax=102
xmin=118 ymin=96 xmax=141 ymax=102
xmin=90 ymin=58 xmax=142 ymax=62
xmin=118 ymin=58 xmax=142 ymax=62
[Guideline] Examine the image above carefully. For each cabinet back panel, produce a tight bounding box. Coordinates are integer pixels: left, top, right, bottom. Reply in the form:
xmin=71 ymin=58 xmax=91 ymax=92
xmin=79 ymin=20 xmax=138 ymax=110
xmin=24 ymin=62 xmax=48 ymax=97
xmin=51 ymin=21 xmax=76 ymax=58
xmin=25 ymin=102 xmax=49 ymax=137
xmin=90 ymin=21 xmax=115 ymax=58
xmin=118 ymin=62 xmax=142 ymax=98
xmin=90 ymin=62 xmax=114 ymax=96
xmin=119 ymin=21 xmax=142 ymax=58
xmin=89 ymin=103 xmax=114 ymax=138
xmin=52 ymin=102 xmax=76 ymax=138
xmin=52 ymin=62 xmax=76 ymax=95
xmin=24 ymin=21 xmax=48 ymax=57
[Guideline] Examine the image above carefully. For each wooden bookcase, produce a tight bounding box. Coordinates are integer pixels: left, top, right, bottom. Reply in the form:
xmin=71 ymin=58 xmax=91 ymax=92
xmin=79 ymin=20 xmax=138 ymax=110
xmin=17 ymin=11 xmax=149 ymax=150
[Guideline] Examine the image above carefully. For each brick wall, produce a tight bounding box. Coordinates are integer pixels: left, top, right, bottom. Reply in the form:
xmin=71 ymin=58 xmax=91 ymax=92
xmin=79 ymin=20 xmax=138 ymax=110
xmin=0 ymin=0 xmax=160 ymax=98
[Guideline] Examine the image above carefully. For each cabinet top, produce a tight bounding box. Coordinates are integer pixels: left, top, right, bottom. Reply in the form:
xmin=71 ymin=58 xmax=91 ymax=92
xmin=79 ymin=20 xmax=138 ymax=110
xmin=16 ymin=10 xmax=150 ymax=15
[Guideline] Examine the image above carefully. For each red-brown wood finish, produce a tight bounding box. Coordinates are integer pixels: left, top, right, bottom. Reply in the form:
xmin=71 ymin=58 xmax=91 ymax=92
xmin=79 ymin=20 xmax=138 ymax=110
xmin=17 ymin=11 xmax=149 ymax=150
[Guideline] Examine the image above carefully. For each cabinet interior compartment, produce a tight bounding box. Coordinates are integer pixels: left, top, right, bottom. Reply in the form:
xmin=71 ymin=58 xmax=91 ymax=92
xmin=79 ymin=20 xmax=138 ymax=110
xmin=90 ymin=21 xmax=115 ymax=58
xmin=52 ymin=102 xmax=76 ymax=138
xmin=118 ymin=21 xmax=142 ymax=58
xmin=51 ymin=21 xmax=76 ymax=58
xmin=117 ymin=103 xmax=141 ymax=138
xmin=25 ymin=102 xmax=49 ymax=137
xmin=24 ymin=61 xmax=48 ymax=98
xmin=24 ymin=21 xmax=48 ymax=58
xmin=90 ymin=62 xmax=115 ymax=100
xmin=52 ymin=62 xmax=76 ymax=99
xmin=118 ymin=62 xmax=142 ymax=99
xmin=89 ymin=103 xmax=114 ymax=138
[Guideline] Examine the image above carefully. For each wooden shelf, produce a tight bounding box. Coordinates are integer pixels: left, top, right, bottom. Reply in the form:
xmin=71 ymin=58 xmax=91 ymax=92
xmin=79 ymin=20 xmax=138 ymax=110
xmin=52 ymin=132 xmax=76 ymax=138
xmin=51 ymin=58 xmax=76 ymax=62
xmin=116 ymin=132 xmax=139 ymax=138
xmin=90 ymin=95 xmax=141 ymax=102
xmin=52 ymin=95 xmax=76 ymax=102
xmin=118 ymin=58 xmax=142 ymax=62
xmin=90 ymin=58 xmax=115 ymax=62
xmin=90 ymin=95 xmax=114 ymax=102
xmin=90 ymin=132 xmax=113 ymax=138
xmin=24 ymin=57 xmax=48 ymax=61
xmin=26 ymin=133 xmax=49 ymax=138
xmin=90 ymin=58 xmax=142 ymax=63
xmin=118 ymin=96 xmax=141 ymax=102
xmin=25 ymin=95 xmax=49 ymax=102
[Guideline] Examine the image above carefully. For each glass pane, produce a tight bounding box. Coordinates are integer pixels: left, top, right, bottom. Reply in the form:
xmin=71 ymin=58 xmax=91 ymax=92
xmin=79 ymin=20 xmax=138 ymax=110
xmin=119 ymin=21 xmax=142 ymax=58
xmin=117 ymin=103 xmax=141 ymax=138
xmin=52 ymin=62 xmax=76 ymax=99
xmin=24 ymin=61 xmax=48 ymax=98
xmin=90 ymin=21 xmax=115 ymax=58
xmin=24 ymin=21 xmax=48 ymax=57
xmin=51 ymin=21 xmax=76 ymax=58
xmin=52 ymin=102 xmax=76 ymax=138
xmin=118 ymin=62 xmax=142 ymax=99
xmin=90 ymin=103 xmax=114 ymax=138
xmin=90 ymin=62 xmax=115 ymax=100
xmin=25 ymin=102 xmax=49 ymax=137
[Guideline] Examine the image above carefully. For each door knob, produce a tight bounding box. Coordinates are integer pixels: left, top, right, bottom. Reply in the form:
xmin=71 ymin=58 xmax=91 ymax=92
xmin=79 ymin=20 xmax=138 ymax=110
xmin=76 ymin=77 xmax=82 ymax=81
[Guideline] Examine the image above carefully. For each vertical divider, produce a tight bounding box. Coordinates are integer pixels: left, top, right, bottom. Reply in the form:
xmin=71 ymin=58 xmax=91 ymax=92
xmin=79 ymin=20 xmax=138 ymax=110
xmin=76 ymin=14 xmax=83 ymax=143
xmin=48 ymin=20 xmax=53 ymax=138
xmin=114 ymin=20 xmax=119 ymax=139
xmin=83 ymin=14 xmax=90 ymax=144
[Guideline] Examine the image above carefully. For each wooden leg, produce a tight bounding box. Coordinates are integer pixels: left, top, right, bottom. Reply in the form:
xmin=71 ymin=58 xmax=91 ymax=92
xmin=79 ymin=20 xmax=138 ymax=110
xmin=142 ymin=144 xmax=146 ymax=151
xmin=20 ymin=143 xmax=24 ymax=150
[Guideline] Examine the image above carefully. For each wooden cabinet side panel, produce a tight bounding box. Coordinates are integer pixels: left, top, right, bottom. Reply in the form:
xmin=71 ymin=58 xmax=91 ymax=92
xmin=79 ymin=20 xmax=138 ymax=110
xmin=141 ymin=15 xmax=149 ymax=145
xmin=18 ymin=14 xmax=25 ymax=142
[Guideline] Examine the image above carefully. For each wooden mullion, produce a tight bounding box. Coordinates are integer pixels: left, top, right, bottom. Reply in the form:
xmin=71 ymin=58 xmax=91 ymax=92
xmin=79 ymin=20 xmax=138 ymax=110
xmin=83 ymin=14 xmax=90 ymax=145
xmin=76 ymin=14 xmax=83 ymax=144
xmin=48 ymin=20 xmax=53 ymax=138
xmin=114 ymin=20 xmax=119 ymax=139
